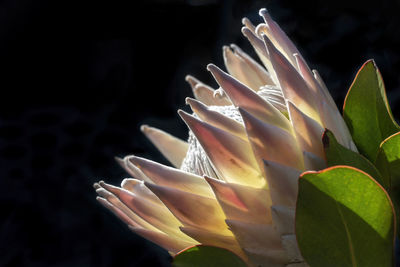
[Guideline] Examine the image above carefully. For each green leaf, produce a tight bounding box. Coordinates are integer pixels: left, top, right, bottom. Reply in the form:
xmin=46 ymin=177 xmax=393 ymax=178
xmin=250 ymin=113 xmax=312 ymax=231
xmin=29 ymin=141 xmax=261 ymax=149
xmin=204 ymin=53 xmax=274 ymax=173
xmin=296 ymin=166 xmax=395 ymax=267
xmin=172 ymin=245 xmax=247 ymax=267
xmin=375 ymin=132 xmax=400 ymax=236
xmin=343 ymin=60 xmax=399 ymax=162
xmin=322 ymin=129 xmax=386 ymax=188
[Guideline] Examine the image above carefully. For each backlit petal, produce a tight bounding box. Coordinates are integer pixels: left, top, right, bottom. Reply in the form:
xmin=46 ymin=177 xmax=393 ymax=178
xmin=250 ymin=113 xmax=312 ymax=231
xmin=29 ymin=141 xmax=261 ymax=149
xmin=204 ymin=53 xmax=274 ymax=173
xmin=179 ymin=110 xmax=264 ymax=187
xmin=262 ymin=34 xmax=321 ymax=123
xmin=185 ymin=75 xmax=231 ymax=106
xmin=205 ymin=176 xmax=272 ymax=224
xmin=287 ymin=102 xmax=325 ymax=158
xmin=227 ymin=219 xmax=288 ymax=266
xmin=145 ymin=182 xmax=231 ymax=235
xmin=258 ymin=8 xmax=301 ymax=68
xmin=185 ymin=97 xmax=247 ymax=140
xmin=263 ymin=160 xmax=301 ymax=207
xmin=239 ymin=108 xmax=304 ymax=170
xmin=207 ymin=64 xmax=291 ymax=131
xmin=271 ymin=205 xmax=295 ymax=235
xmin=223 ymin=45 xmax=273 ymax=91
xmin=128 ymin=156 xmax=214 ymax=198
xmin=141 ymin=125 xmax=188 ymax=168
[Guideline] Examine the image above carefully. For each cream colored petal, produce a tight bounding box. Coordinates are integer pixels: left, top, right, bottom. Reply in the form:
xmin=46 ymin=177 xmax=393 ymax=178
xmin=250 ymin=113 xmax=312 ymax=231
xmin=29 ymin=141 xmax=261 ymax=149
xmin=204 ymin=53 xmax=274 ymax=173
xmin=140 ymin=125 xmax=188 ymax=168
xmin=120 ymin=178 xmax=140 ymax=191
xmin=230 ymin=44 xmax=275 ymax=86
xmin=271 ymin=205 xmax=295 ymax=235
xmin=303 ymin=151 xmax=326 ymax=171
xmin=241 ymin=27 xmax=277 ymax=83
xmin=319 ymin=100 xmax=355 ymax=151
xmin=281 ymin=234 xmax=304 ymax=263
xmin=294 ymin=54 xmax=339 ymax=124
xmin=207 ymin=64 xmax=291 ymax=131
xmin=129 ymin=226 xmax=197 ymax=255
xmin=223 ymin=45 xmax=272 ymax=91
xmin=239 ymin=108 xmax=304 ymax=170
xmin=111 ymin=184 xmax=190 ymax=240
xmin=242 ymin=17 xmax=256 ymax=33
xmin=226 ymin=219 xmax=288 ymax=267
xmin=95 ymin=186 xmax=159 ymax=232
xmin=179 ymin=110 xmax=265 ymax=187
xmin=258 ymin=8 xmax=301 ymax=68
xmin=115 ymin=156 xmax=153 ymax=183
xmin=227 ymin=220 xmax=283 ymax=251
xmin=128 ymin=156 xmax=214 ymax=198
xmin=312 ymin=69 xmax=337 ymax=109
xmin=185 ymin=97 xmax=247 ymax=140
xmin=287 ymin=102 xmax=325 ymax=158
xmin=185 ymin=74 xmax=201 ymax=89
xmin=262 ymin=34 xmax=321 ymax=123
xmin=205 ymin=176 xmax=272 ymax=224
xmin=293 ymin=54 xmax=322 ymax=94
xmin=185 ymin=75 xmax=231 ymax=106
xmin=145 ymin=182 xmax=231 ymax=235
xmin=101 ymin=180 xmax=160 ymax=205
xmin=263 ymin=160 xmax=301 ymax=207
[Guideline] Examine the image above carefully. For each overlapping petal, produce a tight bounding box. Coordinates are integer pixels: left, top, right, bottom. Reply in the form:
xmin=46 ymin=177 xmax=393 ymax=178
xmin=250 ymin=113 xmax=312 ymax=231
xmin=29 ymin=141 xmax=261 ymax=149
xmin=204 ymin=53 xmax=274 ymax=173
xmin=95 ymin=8 xmax=356 ymax=267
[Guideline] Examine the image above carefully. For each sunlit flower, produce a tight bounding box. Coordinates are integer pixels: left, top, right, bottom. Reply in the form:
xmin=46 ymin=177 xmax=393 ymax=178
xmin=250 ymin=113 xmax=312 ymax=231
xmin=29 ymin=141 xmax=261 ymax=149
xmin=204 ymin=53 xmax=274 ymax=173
xmin=94 ymin=8 xmax=356 ymax=267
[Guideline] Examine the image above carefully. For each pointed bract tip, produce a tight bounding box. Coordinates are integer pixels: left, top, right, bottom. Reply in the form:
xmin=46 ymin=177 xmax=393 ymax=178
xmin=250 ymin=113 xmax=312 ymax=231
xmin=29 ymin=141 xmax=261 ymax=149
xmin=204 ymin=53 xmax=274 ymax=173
xmin=237 ymin=106 xmax=252 ymax=119
xmin=96 ymin=196 xmax=104 ymax=202
xmin=241 ymin=17 xmax=250 ymax=26
xmin=185 ymin=75 xmax=194 ymax=82
xmin=177 ymin=109 xmax=192 ymax=122
xmin=114 ymin=156 xmax=124 ymax=163
xmin=127 ymin=155 xmax=141 ymax=165
xmin=229 ymin=43 xmax=240 ymax=52
xmin=255 ymin=23 xmax=267 ymax=37
xmin=259 ymin=8 xmax=273 ymax=26
xmin=241 ymin=26 xmax=250 ymax=35
xmin=185 ymin=75 xmax=200 ymax=88
xmin=93 ymin=182 xmax=101 ymax=189
xmin=121 ymin=177 xmax=141 ymax=188
xmin=140 ymin=124 xmax=149 ymax=133
xmin=213 ymin=88 xmax=225 ymax=99
xmin=185 ymin=97 xmax=197 ymax=106
xmin=259 ymin=8 xmax=268 ymax=16
xmin=127 ymin=225 xmax=137 ymax=231
xmin=206 ymin=63 xmax=218 ymax=72
xmin=177 ymin=109 xmax=185 ymax=117
xmin=184 ymin=97 xmax=190 ymax=105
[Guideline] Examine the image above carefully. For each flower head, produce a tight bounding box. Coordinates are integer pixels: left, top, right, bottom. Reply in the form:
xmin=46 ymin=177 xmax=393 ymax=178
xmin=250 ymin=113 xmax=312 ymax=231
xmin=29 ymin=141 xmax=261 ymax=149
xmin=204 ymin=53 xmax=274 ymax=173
xmin=94 ymin=8 xmax=356 ymax=266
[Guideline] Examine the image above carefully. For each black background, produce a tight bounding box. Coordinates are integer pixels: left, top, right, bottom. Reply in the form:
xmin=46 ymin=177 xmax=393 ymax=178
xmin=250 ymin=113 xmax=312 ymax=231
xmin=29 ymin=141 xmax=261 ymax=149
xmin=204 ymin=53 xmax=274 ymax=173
xmin=1 ymin=0 xmax=400 ymax=266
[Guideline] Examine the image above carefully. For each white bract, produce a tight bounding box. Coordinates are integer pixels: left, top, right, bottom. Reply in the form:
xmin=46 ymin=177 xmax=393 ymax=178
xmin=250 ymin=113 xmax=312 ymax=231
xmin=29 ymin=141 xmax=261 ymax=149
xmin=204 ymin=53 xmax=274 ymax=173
xmin=94 ymin=8 xmax=356 ymax=267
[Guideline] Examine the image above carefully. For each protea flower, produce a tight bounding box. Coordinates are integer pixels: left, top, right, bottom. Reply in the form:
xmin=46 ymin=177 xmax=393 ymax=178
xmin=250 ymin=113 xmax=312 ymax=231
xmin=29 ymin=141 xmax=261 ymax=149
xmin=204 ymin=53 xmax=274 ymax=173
xmin=93 ymin=8 xmax=356 ymax=267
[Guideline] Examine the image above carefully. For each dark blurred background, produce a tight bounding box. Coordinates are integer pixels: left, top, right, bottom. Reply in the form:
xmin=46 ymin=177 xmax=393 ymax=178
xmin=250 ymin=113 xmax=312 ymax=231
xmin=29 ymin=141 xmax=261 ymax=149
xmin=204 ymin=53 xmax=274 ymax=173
xmin=1 ymin=0 xmax=399 ymax=266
